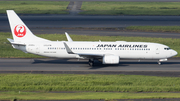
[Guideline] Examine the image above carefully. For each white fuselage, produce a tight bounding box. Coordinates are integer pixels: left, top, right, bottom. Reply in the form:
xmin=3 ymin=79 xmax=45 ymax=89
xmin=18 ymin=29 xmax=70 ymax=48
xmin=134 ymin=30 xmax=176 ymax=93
xmin=15 ymin=41 xmax=177 ymax=60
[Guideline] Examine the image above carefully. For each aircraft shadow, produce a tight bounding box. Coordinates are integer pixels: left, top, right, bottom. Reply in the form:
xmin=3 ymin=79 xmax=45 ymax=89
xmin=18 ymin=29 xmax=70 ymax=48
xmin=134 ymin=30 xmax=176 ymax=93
xmin=32 ymin=59 xmax=180 ymax=69
xmin=32 ymin=59 xmax=87 ymax=64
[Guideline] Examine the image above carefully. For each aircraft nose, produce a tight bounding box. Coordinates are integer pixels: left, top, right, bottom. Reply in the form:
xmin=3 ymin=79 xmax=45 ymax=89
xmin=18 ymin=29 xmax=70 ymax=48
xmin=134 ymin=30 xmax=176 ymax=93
xmin=171 ymin=50 xmax=178 ymax=56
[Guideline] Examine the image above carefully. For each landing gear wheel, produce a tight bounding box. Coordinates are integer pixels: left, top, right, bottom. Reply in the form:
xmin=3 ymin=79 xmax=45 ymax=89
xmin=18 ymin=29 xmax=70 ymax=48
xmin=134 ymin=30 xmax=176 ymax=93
xmin=158 ymin=61 xmax=161 ymax=65
xmin=88 ymin=59 xmax=94 ymax=66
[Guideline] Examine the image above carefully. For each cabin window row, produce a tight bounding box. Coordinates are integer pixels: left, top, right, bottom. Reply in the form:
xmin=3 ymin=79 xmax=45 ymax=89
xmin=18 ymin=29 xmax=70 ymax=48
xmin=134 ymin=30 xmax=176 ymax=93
xmin=48 ymin=47 xmax=65 ymax=50
xmin=115 ymin=48 xmax=150 ymax=50
xmin=71 ymin=48 xmax=102 ymax=50
xmin=47 ymin=47 xmax=150 ymax=51
xmin=47 ymin=47 xmax=102 ymax=50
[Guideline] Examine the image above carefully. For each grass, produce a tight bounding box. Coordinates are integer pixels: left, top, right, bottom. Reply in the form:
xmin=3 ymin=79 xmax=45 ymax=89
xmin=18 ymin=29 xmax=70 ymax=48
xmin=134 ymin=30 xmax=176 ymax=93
xmin=1 ymin=1 xmax=180 ymax=15
xmin=1 ymin=32 xmax=180 ymax=58
xmin=1 ymin=92 xmax=180 ymax=100
xmin=80 ymin=2 xmax=180 ymax=15
xmin=126 ymin=26 xmax=180 ymax=33
xmin=0 ymin=74 xmax=180 ymax=92
xmin=0 ymin=1 xmax=69 ymax=14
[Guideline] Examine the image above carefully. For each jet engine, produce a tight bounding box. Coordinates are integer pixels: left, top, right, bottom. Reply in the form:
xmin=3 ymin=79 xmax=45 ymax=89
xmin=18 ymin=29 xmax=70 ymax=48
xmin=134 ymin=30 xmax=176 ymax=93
xmin=102 ymin=55 xmax=119 ymax=64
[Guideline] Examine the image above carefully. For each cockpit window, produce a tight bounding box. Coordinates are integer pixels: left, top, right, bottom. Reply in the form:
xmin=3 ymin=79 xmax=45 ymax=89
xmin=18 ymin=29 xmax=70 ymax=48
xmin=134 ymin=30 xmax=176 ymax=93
xmin=164 ymin=48 xmax=171 ymax=50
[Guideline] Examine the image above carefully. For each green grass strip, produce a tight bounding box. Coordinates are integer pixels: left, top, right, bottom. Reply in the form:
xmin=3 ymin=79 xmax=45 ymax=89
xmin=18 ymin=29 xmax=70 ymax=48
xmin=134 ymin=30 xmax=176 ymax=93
xmin=80 ymin=2 xmax=180 ymax=15
xmin=0 ymin=1 xmax=69 ymax=14
xmin=1 ymin=92 xmax=180 ymax=100
xmin=0 ymin=74 xmax=180 ymax=92
xmin=126 ymin=26 xmax=180 ymax=33
xmin=1 ymin=32 xmax=180 ymax=58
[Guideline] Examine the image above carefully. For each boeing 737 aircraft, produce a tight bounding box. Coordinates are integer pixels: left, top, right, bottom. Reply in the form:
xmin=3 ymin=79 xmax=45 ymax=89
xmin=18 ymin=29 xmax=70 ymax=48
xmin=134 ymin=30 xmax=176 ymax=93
xmin=6 ymin=10 xmax=177 ymax=66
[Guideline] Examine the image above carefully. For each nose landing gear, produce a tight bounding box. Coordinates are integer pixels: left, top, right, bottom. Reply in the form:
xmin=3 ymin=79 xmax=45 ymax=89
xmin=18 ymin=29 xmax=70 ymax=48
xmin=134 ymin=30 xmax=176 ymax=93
xmin=158 ymin=61 xmax=161 ymax=65
xmin=158 ymin=59 xmax=167 ymax=65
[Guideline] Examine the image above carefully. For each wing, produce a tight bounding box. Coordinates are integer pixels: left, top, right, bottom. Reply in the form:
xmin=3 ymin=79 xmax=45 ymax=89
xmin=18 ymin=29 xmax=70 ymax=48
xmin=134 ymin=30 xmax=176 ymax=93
xmin=63 ymin=42 xmax=104 ymax=59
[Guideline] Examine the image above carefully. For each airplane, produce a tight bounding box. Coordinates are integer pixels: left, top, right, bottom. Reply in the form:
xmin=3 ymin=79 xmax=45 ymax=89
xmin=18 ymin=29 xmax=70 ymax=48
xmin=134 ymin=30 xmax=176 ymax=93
xmin=6 ymin=10 xmax=177 ymax=66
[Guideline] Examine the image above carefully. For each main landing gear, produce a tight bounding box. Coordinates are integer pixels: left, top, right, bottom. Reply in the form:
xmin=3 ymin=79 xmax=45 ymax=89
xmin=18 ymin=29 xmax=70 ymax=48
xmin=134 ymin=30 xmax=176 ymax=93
xmin=88 ymin=59 xmax=94 ymax=66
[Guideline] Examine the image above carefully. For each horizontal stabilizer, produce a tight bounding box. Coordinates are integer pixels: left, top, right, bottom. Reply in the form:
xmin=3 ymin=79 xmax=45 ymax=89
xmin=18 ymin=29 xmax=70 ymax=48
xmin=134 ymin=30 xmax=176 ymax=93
xmin=7 ymin=38 xmax=14 ymax=43
xmin=7 ymin=38 xmax=25 ymax=46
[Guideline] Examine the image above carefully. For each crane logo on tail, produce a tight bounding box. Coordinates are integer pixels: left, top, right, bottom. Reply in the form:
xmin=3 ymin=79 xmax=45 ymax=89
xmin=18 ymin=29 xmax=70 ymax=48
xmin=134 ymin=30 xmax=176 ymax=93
xmin=14 ymin=24 xmax=26 ymax=37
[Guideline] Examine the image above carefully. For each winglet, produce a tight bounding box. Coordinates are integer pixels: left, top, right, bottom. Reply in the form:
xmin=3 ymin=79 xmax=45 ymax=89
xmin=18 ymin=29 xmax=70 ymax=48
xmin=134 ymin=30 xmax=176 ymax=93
xmin=65 ymin=32 xmax=73 ymax=42
xmin=63 ymin=42 xmax=74 ymax=54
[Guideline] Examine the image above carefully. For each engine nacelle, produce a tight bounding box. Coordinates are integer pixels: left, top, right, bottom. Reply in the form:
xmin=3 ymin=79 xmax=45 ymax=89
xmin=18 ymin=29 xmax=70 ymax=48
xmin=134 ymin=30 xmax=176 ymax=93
xmin=102 ymin=55 xmax=120 ymax=64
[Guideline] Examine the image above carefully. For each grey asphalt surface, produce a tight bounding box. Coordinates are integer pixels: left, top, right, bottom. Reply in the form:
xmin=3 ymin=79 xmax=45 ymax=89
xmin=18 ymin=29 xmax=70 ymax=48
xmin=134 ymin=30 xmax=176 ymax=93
xmin=1 ymin=15 xmax=180 ymax=38
xmin=31 ymin=28 xmax=180 ymax=38
xmin=1 ymin=15 xmax=180 ymax=29
xmin=0 ymin=58 xmax=180 ymax=77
